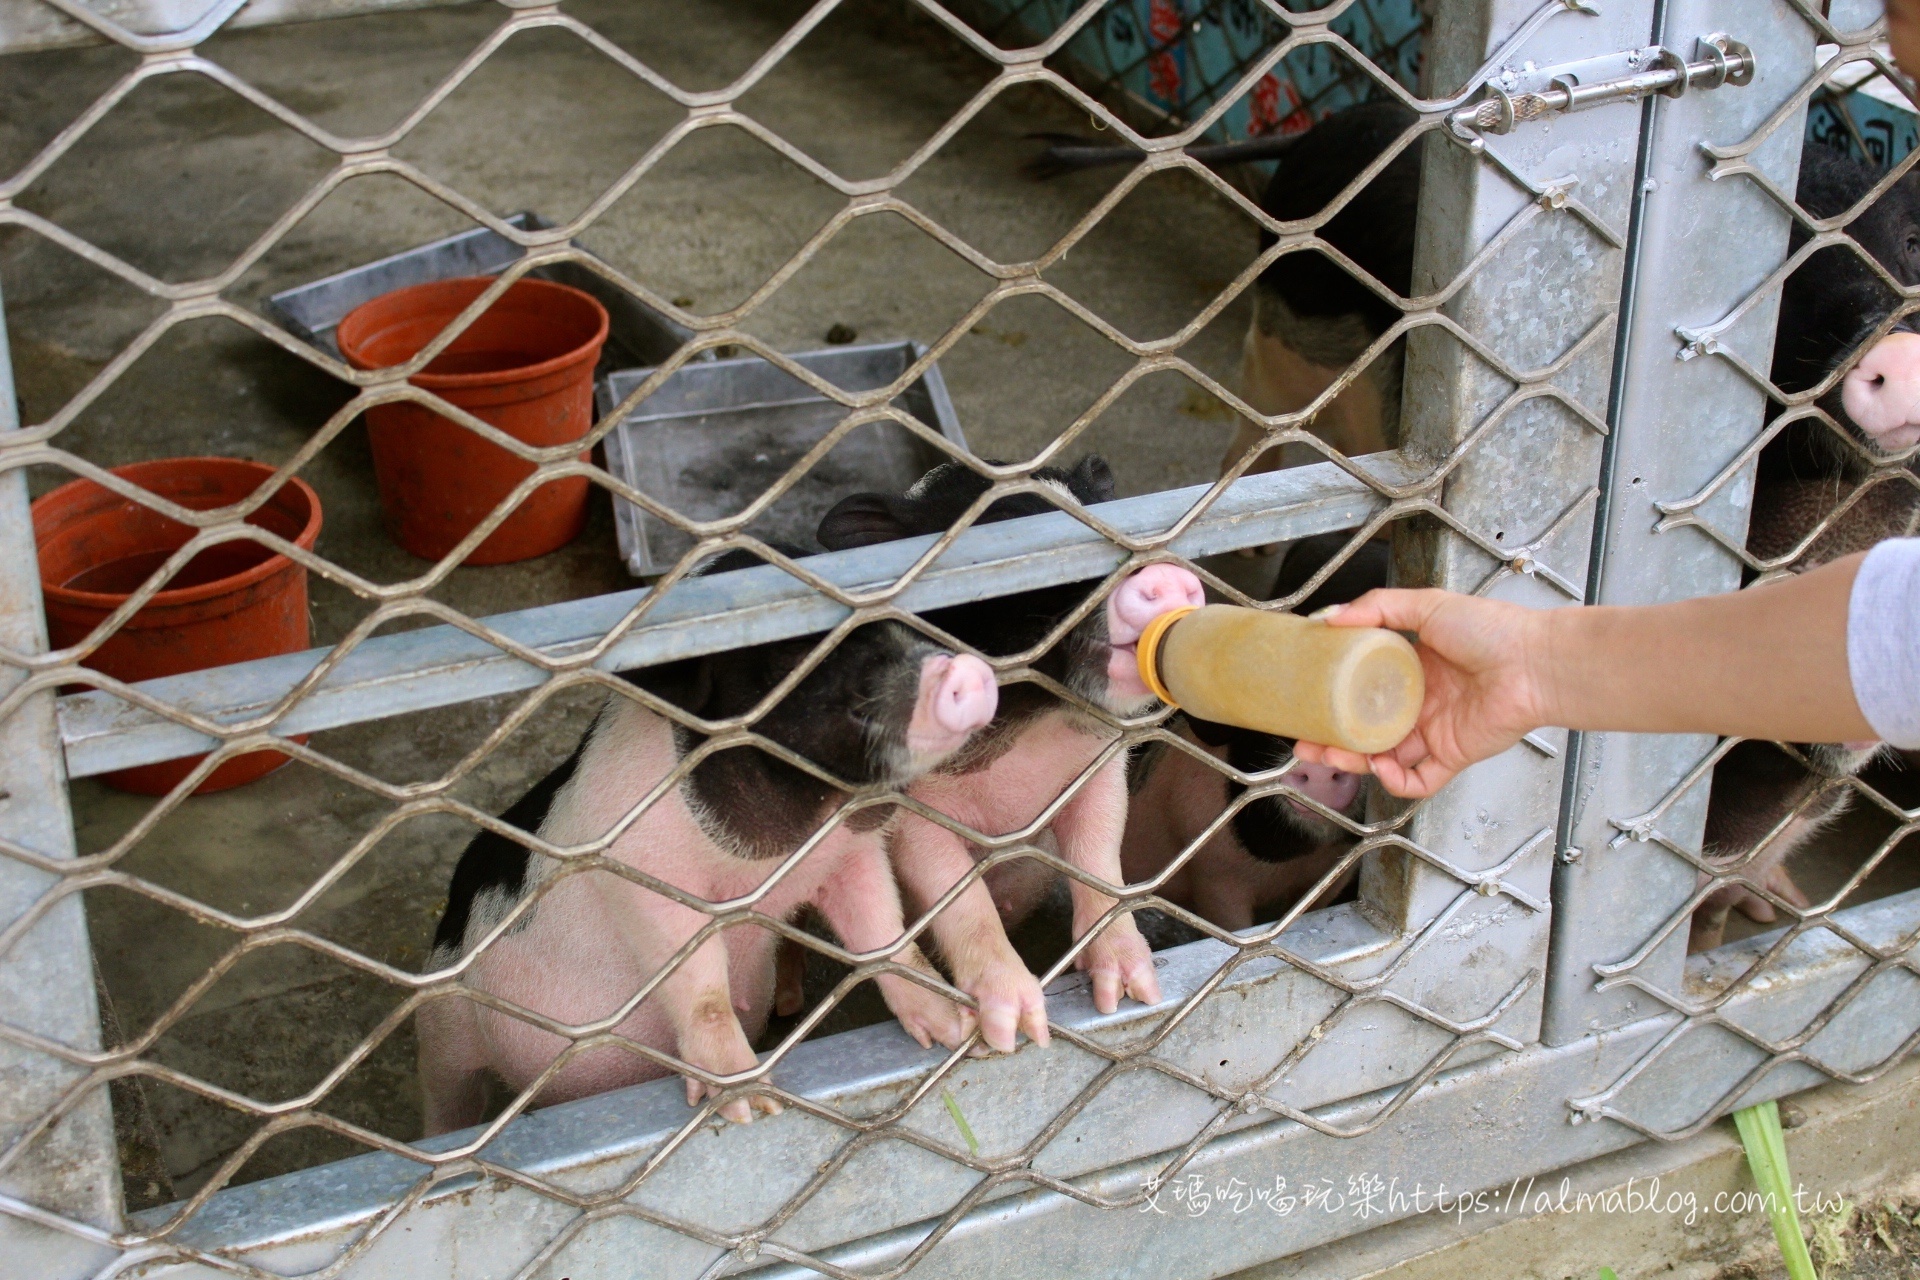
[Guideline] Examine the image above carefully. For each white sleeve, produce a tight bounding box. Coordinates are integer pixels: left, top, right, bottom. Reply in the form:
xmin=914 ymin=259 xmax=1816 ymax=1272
xmin=1847 ymin=538 xmax=1920 ymax=749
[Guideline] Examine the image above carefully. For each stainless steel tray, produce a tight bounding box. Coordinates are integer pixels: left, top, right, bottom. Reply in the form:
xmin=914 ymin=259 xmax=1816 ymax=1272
xmin=597 ymin=341 xmax=969 ymax=577
xmin=263 ymin=211 xmax=694 ymax=372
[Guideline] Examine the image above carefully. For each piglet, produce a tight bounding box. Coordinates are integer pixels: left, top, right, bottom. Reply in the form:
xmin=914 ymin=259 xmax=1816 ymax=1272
xmin=1683 ymin=141 xmax=1920 ymax=949
xmin=1122 ymin=717 xmax=1361 ymax=932
xmin=1204 ymin=118 xmax=1917 ymax=950
xmin=1768 ymin=141 xmax=1920 ymax=481
xmin=417 ymin=554 xmax=998 ymax=1131
xmin=1121 ymin=534 xmax=1376 ymax=931
xmin=818 ymin=457 xmax=1206 ymax=1051
xmin=1220 ymin=99 xmax=1420 ymax=475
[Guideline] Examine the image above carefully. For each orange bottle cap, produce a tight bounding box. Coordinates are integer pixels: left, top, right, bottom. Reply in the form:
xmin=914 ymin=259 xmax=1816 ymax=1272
xmin=1134 ymin=604 xmax=1199 ymax=706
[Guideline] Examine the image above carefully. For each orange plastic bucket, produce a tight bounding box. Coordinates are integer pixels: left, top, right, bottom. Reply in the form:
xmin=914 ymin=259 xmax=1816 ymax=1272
xmin=336 ymin=276 xmax=609 ymax=565
xmin=34 ymin=458 xmax=324 ymax=795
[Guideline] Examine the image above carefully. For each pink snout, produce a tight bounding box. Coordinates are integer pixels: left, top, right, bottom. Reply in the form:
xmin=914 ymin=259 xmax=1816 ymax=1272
xmin=1841 ymin=331 xmax=1920 ymax=451
xmin=1283 ymin=758 xmax=1363 ymax=818
xmin=1107 ymin=563 xmax=1207 ymax=646
xmin=1105 ymin=562 xmax=1206 ymax=701
xmin=906 ymin=653 xmax=998 ymax=761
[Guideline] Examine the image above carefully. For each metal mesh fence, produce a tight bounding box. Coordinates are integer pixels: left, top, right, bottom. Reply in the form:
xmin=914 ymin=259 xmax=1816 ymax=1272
xmin=1559 ymin=6 xmax=1920 ymax=1142
xmin=971 ymin=0 xmax=1425 ymax=142
xmin=0 ymin=1 xmax=1914 ymax=1278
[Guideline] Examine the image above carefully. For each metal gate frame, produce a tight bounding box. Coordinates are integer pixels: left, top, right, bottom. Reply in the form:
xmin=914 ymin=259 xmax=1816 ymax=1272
xmin=2 ymin=1 xmax=1916 ymax=1278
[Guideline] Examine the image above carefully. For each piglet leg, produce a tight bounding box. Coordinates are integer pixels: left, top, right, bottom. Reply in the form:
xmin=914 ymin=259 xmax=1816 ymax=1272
xmin=815 ymin=838 xmax=972 ymax=1050
xmin=1693 ymin=807 xmax=1826 ymax=950
xmin=891 ymin=813 xmax=1050 ymax=1052
xmin=774 ymin=937 xmax=807 ymax=1018
xmin=1053 ymin=754 xmax=1161 ymax=1013
xmin=416 ymin=992 xmax=490 ymax=1136
xmin=662 ymin=930 xmax=781 ymax=1124
xmin=1691 ymin=862 xmax=1807 ymax=952
xmin=604 ymin=880 xmax=780 ymax=1124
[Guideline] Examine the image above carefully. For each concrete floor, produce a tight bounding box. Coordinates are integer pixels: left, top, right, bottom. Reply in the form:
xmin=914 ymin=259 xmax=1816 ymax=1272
xmin=5 ymin=0 xmax=1911 ymax=1220
xmin=2 ymin=0 xmax=1263 ymax=1203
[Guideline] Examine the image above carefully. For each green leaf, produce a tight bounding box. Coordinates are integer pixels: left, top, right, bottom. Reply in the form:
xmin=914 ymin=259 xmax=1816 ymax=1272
xmin=1734 ymin=1101 xmax=1817 ymax=1280
xmin=942 ymin=1087 xmax=980 ymax=1156
xmin=1598 ymin=1267 xmax=1619 ymax=1280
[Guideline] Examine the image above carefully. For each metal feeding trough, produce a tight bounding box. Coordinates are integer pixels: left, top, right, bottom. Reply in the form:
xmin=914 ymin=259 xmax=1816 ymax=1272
xmin=597 ymin=342 xmax=969 ymax=577
xmin=264 ymin=211 xmax=695 ymax=372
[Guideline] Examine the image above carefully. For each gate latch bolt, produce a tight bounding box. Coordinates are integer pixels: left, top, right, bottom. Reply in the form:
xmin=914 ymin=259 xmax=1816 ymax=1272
xmin=1448 ymin=34 xmax=1754 ymax=149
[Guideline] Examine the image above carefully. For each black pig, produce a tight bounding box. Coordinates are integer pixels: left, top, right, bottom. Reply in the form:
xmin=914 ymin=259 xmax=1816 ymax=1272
xmin=1222 ymin=100 xmax=1422 ymax=473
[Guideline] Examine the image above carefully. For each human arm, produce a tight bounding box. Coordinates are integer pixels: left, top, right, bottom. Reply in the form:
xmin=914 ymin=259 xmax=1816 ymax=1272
xmin=1293 ymin=550 xmax=1874 ymax=799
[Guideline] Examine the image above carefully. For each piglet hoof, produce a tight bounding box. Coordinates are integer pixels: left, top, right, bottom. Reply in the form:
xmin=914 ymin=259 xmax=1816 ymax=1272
xmin=1104 ymin=563 xmax=1205 ymax=701
xmin=1733 ymin=862 xmax=1814 ymax=924
xmin=681 ymin=1007 xmax=781 ymax=1124
xmin=687 ymin=1076 xmax=769 ymax=1125
xmin=878 ymin=973 xmax=972 ymax=1051
xmin=686 ymin=1076 xmax=783 ymax=1125
xmin=958 ymin=960 xmax=1050 ymax=1053
xmin=1075 ymin=916 xmax=1160 ymax=1014
xmin=906 ymin=653 xmax=999 ymax=764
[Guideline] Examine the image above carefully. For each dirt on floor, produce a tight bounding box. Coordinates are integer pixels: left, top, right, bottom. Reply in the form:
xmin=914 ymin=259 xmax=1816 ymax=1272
xmin=1718 ymin=1198 xmax=1920 ymax=1279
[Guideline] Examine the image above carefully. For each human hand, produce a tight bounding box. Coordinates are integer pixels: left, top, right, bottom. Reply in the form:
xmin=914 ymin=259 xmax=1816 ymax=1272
xmin=1292 ymin=588 xmax=1551 ymax=799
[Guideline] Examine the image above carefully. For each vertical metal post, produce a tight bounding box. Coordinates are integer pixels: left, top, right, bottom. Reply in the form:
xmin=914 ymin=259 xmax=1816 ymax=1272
xmin=1370 ymin=0 xmax=1655 ymax=1040
xmin=0 ymin=285 xmax=124 ymax=1270
xmin=1543 ymin=0 xmax=1814 ymax=1044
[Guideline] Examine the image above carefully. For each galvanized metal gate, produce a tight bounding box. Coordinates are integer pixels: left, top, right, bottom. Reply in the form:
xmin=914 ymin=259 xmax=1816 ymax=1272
xmin=2 ymin=1 xmax=1916 ymax=1278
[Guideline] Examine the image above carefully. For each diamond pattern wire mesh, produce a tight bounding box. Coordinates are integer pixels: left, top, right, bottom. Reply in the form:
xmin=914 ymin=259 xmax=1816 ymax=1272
xmin=0 ymin=0 xmax=1709 ymax=1274
xmin=974 ymin=0 xmax=1426 ymax=142
xmin=1568 ymin=11 xmax=1920 ymax=1141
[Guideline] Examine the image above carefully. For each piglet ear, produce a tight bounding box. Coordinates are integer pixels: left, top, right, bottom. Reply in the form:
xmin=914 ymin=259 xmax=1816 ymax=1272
xmin=819 ymin=493 xmax=912 ymax=550
xmin=1071 ymin=454 xmax=1117 ymax=504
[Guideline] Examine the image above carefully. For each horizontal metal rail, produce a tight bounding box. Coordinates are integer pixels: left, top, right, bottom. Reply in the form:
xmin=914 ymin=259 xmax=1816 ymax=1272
xmin=125 ymin=881 xmax=1541 ymax=1269
xmin=110 ymin=886 xmax=1920 ymax=1279
xmin=56 ymin=453 xmax=1420 ymax=779
xmin=731 ymin=885 xmax=1920 ymax=1278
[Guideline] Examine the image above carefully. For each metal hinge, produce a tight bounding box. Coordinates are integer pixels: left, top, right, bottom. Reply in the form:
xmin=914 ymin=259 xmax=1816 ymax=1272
xmin=1447 ymin=34 xmax=1755 ymax=149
